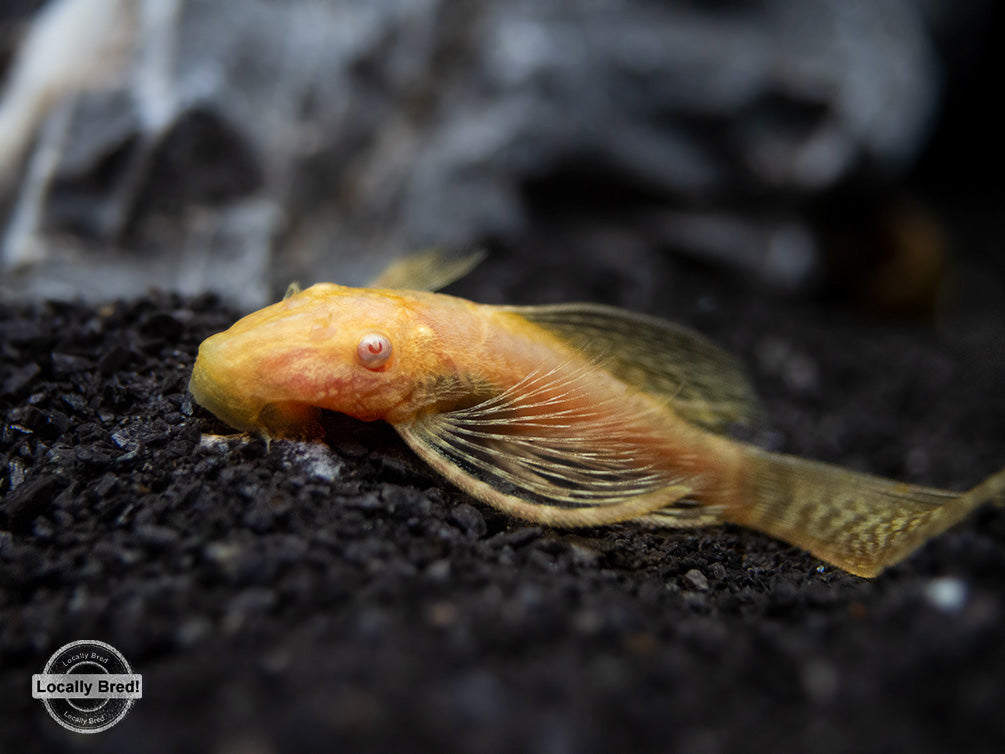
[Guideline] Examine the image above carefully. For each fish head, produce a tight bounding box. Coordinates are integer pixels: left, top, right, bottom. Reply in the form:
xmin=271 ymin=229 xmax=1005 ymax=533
xmin=189 ymin=284 xmax=432 ymax=437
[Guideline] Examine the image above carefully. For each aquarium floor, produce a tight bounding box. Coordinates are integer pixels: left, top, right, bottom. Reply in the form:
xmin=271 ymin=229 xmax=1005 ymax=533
xmin=3 ymin=249 xmax=1005 ymax=753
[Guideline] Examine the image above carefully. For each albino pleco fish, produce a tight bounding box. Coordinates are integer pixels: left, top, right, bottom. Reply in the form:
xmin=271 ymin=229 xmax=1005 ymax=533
xmin=189 ymin=251 xmax=1005 ymax=577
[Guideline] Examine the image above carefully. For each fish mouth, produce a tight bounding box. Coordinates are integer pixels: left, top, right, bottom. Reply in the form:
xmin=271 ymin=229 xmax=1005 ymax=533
xmin=188 ymin=356 xmax=264 ymax=434
xmin=189 ymin=355 xmax=323 ymax=438
xmin=256 ymin=401 xmax=323 ymax=439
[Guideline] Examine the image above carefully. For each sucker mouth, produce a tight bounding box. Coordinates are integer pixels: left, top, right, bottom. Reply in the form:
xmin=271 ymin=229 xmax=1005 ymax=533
xmin=188 ymin=359 xmax=322 ymax=439
xmin=257 ymin=401 xmax=323 ymax=439
xmin=189 ymin=371 xmax=250 ymax=433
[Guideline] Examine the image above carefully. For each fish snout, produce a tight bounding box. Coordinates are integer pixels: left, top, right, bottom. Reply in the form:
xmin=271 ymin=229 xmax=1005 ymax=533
xmin=189 ymin=332 xmax=266 ymax=434
xmin=189 ymin=328 xmax=326 ymax=438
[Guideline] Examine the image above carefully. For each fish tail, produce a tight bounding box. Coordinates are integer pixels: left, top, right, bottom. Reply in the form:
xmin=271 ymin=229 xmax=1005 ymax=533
xmin=960 ymin=466 xmax=1005 ymax=511
xmin=725 ymin=448 xmax=1003 ymax=577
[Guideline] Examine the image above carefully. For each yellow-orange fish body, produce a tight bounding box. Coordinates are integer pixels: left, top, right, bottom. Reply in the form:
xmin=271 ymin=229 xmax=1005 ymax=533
xmin=192 ymin=283 xmax=738 ymax=507
xmin=189 ymin=256 xmax=1004 ymax=577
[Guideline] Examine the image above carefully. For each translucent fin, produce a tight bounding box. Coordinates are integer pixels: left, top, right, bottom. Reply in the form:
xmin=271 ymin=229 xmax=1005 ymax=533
xmin=396 ymin=362 xmax=694 ymax=527
xmin=636 ymin=502 xmax=726 ymax=528
xmin=370 ymin=248 xmax=486 ymax=292
xmin=729 ymin=448 xmax=1003 ymax=577
xmin=283 ymin=282 xmax=302 ymax=300
xmin=505 ymin=304 xmax=761 ymax=432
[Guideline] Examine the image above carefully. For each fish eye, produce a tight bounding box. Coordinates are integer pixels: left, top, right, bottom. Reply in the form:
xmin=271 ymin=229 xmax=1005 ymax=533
xmin=357 ymin=333 xmax=392 ymax=369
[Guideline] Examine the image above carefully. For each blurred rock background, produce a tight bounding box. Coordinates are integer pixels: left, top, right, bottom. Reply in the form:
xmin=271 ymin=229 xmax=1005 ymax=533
xmin=0 ymin=0 xmax=1001 ymax=313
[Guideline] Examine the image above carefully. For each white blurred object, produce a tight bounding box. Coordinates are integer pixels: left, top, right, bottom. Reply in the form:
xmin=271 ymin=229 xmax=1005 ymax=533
xmin=0 ymin=0 xmax=136 ymax=191
xmin=923 ymin=576 xmax=969 ymax=613
xmin=0 ymin=0 xmax=186 ymax=272
xmin=0 ymin=0 xmax=139 ymax=270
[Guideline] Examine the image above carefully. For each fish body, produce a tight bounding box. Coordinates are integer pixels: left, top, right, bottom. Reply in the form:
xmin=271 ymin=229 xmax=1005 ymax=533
xmin=189 ymin=254 xmax=1004 ymax=577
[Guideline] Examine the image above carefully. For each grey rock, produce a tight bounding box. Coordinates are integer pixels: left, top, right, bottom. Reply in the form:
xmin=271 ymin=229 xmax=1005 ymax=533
xmin=449 ymin=502 xmax=488 ymax=539
xmin=0 ymin=0 xmax=959 ymax=303
xmin=684 ymin=568 xmax=710 ymax=591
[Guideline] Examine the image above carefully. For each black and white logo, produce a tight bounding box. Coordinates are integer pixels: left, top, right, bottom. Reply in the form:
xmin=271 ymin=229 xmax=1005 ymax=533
xmin=32 ymin=640 xmax=142 ymax=734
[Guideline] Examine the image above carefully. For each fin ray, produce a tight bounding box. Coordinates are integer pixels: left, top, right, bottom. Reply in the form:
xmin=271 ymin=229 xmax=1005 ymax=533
xmin=729 ymin=448 xmax=989 ymax=577
xmin=504 ymin=303 xmax=761 ymax=432
xmin=396 ymin=361 xmax=697 ymax=526
xmin=370 ymin=248 xmax=486 ymax=291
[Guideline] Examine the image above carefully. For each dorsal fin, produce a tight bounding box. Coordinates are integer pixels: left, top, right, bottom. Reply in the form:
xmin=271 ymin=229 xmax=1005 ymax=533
xmin=369 ymin=249 xmax=486 ymax=292
xmin=504 ymin=303 xmax=761 ymax=432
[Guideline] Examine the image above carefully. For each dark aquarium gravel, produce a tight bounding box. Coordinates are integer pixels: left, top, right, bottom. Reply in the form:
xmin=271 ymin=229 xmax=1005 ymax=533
xmin=2 ymin=248 xmax=1005 ymax=753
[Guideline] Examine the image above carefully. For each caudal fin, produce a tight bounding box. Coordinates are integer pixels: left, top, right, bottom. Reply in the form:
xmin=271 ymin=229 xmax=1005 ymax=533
xmin=726 ymin=448 xmax=1005 ymax=577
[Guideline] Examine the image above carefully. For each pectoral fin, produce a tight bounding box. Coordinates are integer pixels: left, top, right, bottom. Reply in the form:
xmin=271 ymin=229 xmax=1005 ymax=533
xmin=370 ymin=248 xmax=486 ymax=292
xmin=506 ymin=304 xmax=761 ymax=432
xmin=395 ymin=364 xmax=699 ymax=527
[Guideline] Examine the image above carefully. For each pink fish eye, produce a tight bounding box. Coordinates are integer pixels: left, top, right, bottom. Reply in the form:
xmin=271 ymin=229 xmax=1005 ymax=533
xmin=357 ymin=333 xmax=392 ymax=369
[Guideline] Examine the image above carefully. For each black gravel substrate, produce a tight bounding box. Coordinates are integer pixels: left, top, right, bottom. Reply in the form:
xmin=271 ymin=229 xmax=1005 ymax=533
xmin=2 ymin=249 xmax=1005 ymax=753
